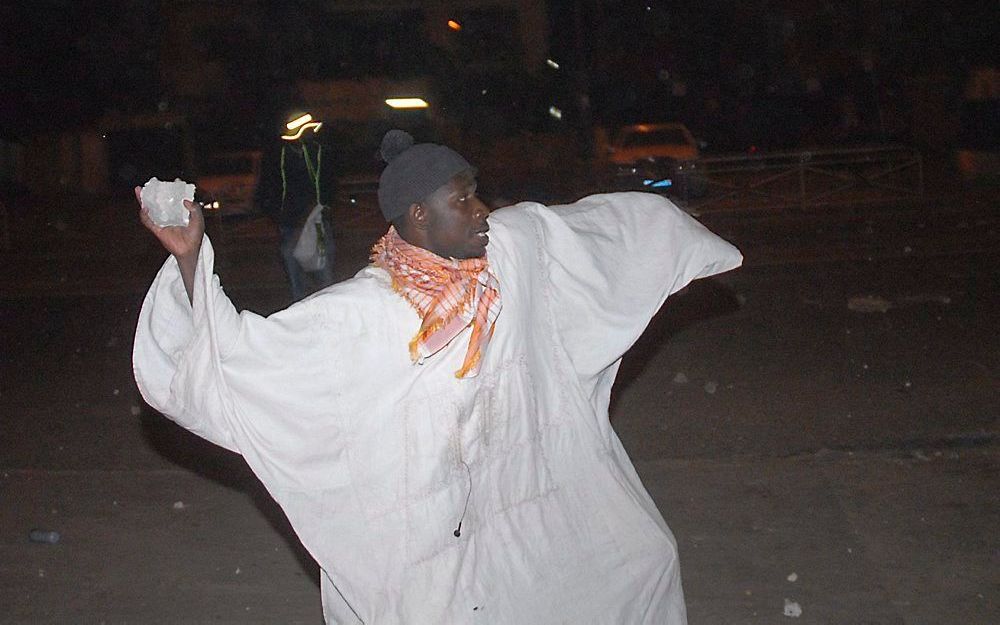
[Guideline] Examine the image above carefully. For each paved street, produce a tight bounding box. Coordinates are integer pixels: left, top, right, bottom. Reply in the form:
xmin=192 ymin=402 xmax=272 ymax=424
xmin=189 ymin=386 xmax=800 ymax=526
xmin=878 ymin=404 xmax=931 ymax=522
xmin=1 ymin=185 xmax=998 ymax=623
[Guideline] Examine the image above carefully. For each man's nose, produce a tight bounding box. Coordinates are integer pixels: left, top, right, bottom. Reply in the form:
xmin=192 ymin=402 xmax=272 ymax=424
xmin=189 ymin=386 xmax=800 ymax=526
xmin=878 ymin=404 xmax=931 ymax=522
xmin=473 ymin=199 xmax=489 ymax=218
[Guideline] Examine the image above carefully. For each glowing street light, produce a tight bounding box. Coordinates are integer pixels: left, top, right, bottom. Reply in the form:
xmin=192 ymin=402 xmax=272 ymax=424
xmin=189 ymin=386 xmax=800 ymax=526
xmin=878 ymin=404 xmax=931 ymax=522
xmin=385 ymin=98 xmax=430 ymax=109
xmin=447 ymin=19 xmax=462 ymax=31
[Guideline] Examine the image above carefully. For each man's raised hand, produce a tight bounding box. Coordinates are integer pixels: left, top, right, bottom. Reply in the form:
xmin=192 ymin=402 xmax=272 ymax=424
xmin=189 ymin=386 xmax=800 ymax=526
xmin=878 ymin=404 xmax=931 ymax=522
xmin=135 ymin=186 xmax=205 ymax=261
xmin=135 ymin=186 xmax=203 ymax=304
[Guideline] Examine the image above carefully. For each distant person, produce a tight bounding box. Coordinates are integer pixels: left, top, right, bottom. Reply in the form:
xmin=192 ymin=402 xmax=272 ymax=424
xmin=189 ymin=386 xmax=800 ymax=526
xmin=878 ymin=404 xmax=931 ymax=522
xmin=133 ymin=129 xmax=742 ymax=623
xmin=256 ymin=110 xmax=336 ymax=300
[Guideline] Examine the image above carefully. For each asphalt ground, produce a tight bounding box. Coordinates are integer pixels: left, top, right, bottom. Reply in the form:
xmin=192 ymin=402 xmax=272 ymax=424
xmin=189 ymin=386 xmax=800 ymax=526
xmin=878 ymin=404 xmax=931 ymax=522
xmin=1 ymin=186 xmax=998 ymax=623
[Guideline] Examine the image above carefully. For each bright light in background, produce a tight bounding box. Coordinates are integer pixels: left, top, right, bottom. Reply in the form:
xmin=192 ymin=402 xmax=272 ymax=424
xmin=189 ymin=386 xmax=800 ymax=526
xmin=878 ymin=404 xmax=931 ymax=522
xmin=447 ymin=19 xmax=462 ymax=31
xmin=546 ymin=58 xmax=560 ymax=70
xmin=548 ymin=105 xmax=563 ymax=120
xmin=285 ymin=113 xmax=313 ymax=131
xmin=642 ymin=179 xmax=672 ymax=188
xmin=385 ymin=98 xmax=429 ymax=109
xmin=282 ymin=122 xmax=322 ymax=141
xmin=281 ymin=112 xmax=323 ymax=140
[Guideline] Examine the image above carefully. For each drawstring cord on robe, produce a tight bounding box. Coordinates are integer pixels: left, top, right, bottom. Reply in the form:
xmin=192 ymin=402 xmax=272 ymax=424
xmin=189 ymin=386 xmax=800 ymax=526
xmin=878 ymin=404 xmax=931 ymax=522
xmin=454 ymin=459 xmax=472 ymax=538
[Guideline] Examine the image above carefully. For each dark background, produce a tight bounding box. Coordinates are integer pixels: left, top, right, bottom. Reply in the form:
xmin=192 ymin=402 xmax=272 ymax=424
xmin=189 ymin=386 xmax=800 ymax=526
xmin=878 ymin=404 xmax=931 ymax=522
xmin=3 ymin=0 xmax=996 ymax=156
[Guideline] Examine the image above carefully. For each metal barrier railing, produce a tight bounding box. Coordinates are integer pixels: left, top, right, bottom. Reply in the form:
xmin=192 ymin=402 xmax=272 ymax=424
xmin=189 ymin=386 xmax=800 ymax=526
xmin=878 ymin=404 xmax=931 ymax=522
xmin=678 ymin=145 xmax=924 ymax=212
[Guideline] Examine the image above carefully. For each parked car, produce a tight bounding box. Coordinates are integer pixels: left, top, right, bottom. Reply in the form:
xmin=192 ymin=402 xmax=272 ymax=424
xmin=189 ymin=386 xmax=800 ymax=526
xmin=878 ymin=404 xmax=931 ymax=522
xmin=195 ymin=150 xmax=262 ymax=218
xmin=605 ymin=123 xmax=705 ymax=198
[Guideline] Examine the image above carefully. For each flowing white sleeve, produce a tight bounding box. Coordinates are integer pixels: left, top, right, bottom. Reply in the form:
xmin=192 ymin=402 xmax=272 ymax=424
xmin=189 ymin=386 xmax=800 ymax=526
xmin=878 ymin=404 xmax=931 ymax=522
xmin=533 ymin=192 xmax=743 ymax=380
xmin=133 ymin=236 xmax=380 ymax=491
xmin=132 ymin=236 xmax=244 ymax=452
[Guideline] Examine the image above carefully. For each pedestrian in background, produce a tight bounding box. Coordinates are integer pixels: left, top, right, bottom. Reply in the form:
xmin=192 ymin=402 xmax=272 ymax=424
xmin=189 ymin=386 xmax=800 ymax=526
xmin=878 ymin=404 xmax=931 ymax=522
xmin=256 ymin=109 xmax=336 ymax=300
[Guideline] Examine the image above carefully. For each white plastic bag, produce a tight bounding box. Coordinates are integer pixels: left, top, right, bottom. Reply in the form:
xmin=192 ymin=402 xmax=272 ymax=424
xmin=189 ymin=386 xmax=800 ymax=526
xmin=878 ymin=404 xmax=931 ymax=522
xmin=292 ymin=204 xmax=329 ymax=272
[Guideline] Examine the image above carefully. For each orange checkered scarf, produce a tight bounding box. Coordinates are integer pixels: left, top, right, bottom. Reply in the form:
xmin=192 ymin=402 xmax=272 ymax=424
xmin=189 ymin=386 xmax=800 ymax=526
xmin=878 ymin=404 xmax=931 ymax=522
xmin=371 ymin=227 xmax=502 ymax=378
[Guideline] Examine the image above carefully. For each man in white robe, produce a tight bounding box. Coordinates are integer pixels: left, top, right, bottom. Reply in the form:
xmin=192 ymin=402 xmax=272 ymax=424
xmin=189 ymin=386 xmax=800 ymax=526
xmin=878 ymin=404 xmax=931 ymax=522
xmin=133 ymin=130 xmax=742 ymax=623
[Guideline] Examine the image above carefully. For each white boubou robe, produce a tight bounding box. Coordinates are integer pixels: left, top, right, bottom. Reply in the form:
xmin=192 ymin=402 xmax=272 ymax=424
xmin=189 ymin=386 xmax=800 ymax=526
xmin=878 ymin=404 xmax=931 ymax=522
xmin=133 ymin=192 xmax=743 ymax=624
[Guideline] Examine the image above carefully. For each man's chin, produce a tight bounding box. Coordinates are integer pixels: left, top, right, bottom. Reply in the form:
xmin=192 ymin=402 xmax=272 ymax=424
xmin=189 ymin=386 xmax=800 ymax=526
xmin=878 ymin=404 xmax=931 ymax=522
xmin=462 ymin=240 xmax=488 ymax=259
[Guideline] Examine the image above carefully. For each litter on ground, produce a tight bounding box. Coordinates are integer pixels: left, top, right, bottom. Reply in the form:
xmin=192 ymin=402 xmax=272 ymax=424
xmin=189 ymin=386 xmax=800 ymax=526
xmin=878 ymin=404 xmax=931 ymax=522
xmin=783 ymin=599 xmax=802 ymax=618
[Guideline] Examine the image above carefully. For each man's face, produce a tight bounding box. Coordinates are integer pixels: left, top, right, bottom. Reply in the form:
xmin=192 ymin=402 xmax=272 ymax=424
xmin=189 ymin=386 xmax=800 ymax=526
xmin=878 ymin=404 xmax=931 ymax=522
xmin=420 ymin=172 xmax=490 ymax=259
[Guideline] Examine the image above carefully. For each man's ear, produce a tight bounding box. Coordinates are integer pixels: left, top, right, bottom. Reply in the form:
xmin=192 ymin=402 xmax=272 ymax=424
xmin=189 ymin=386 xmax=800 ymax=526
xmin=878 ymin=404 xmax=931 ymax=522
xmin=408 ymin=202 xmax=428 ymax=230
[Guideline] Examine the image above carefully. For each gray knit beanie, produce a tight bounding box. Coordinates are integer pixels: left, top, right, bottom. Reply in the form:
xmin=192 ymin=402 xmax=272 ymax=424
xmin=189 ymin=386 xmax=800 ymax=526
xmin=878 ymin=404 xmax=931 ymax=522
xmin=377 ymin=130 xmax=474 ymax=222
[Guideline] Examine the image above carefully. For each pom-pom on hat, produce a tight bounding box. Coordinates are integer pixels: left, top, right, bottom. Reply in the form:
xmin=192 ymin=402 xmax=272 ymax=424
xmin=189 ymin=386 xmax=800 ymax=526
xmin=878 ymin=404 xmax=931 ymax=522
xmin=377 ymin=130 xmax=474 ymax=222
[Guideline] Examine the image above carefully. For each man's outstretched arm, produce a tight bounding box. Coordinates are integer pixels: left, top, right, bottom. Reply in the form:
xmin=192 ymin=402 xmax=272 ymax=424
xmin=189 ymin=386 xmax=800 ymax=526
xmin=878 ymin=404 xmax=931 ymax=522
xmin=134 ymin=186 xmax=204 ymax=304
